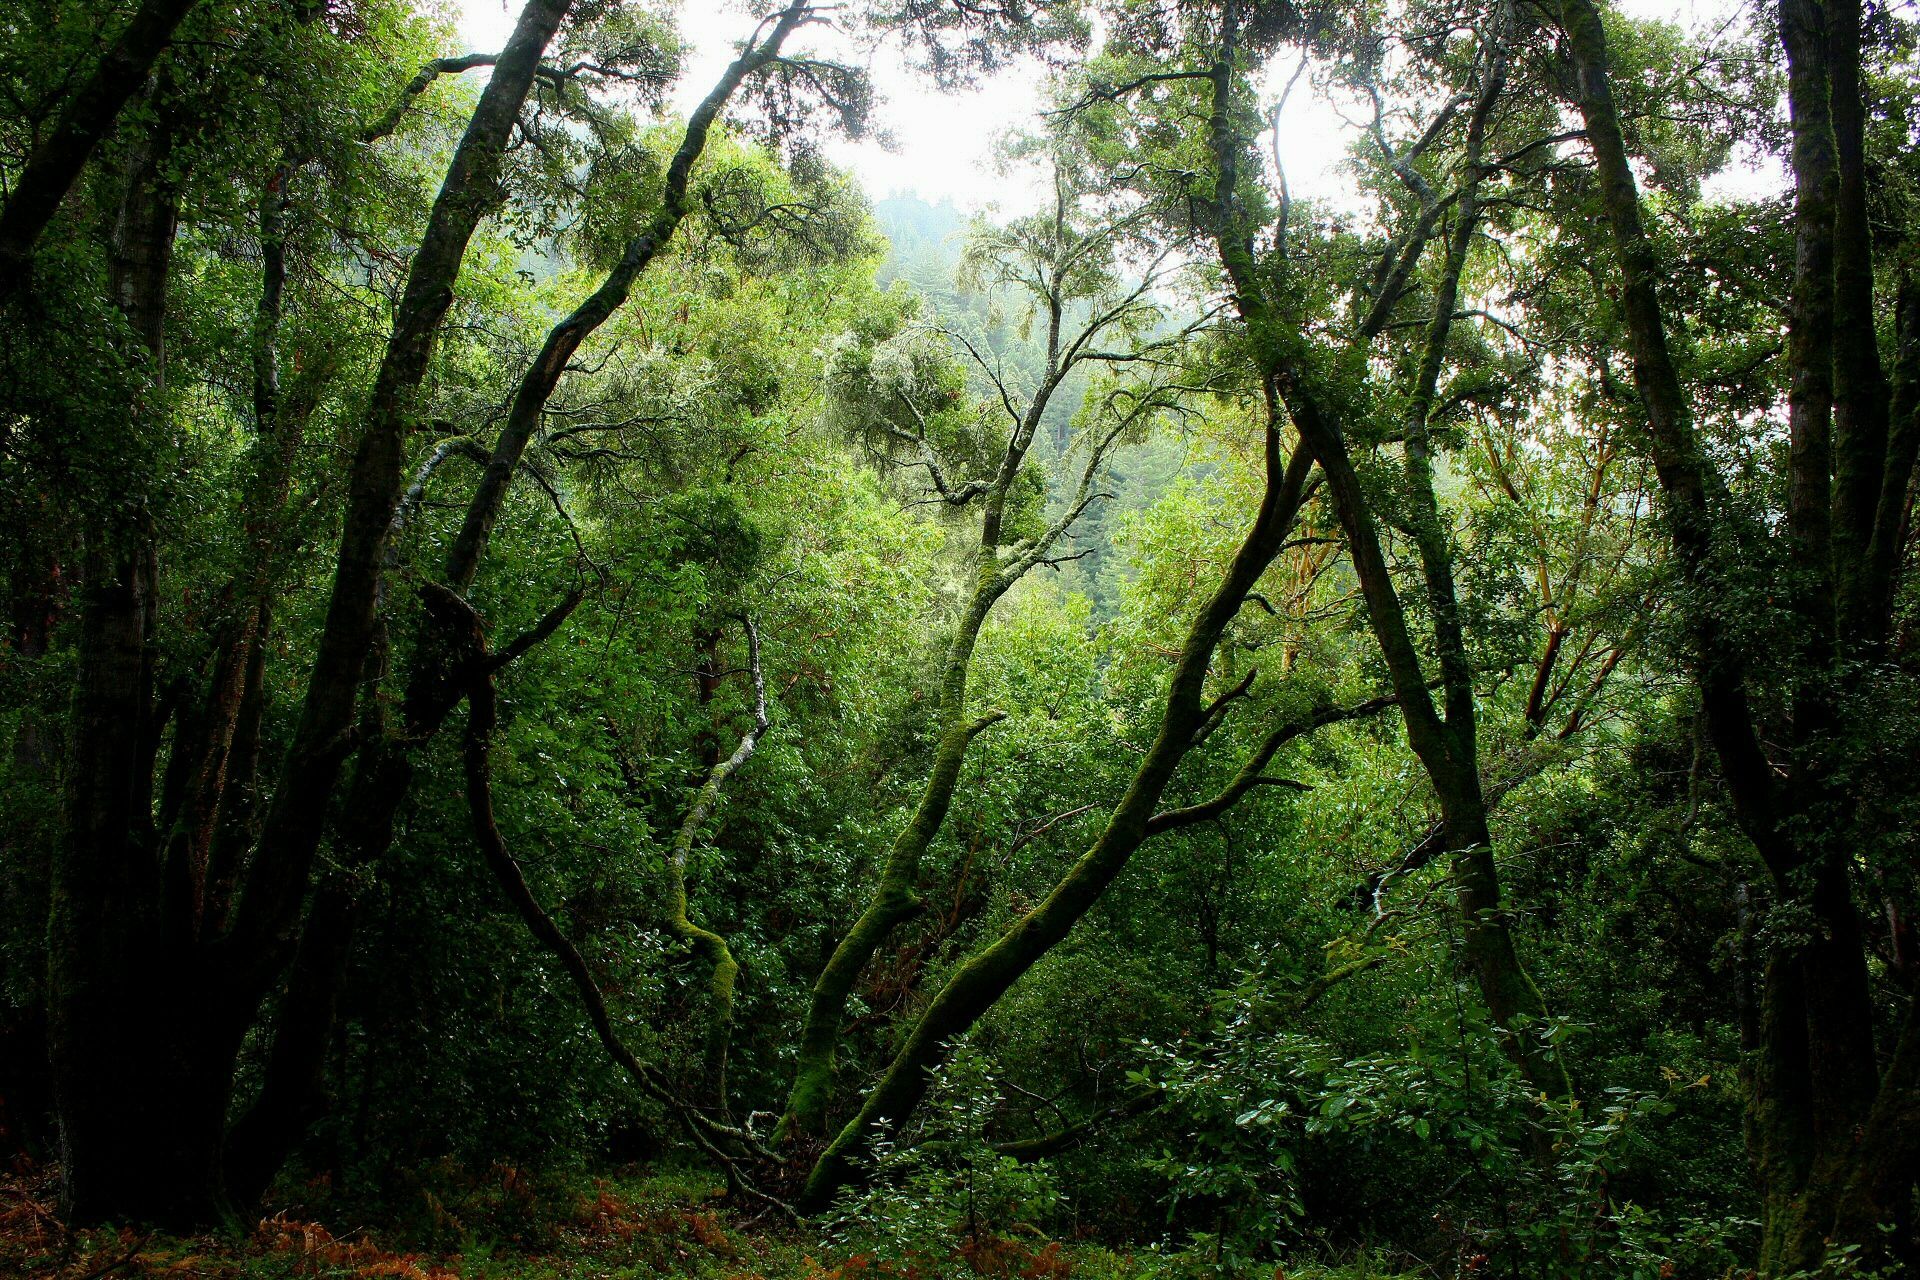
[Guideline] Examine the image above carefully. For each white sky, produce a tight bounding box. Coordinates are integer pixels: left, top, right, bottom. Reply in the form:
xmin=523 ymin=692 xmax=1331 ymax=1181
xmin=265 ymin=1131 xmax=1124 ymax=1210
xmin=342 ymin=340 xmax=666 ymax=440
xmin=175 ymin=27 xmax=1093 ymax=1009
xmin=452 ymin=0 xmax=1771 ymax=215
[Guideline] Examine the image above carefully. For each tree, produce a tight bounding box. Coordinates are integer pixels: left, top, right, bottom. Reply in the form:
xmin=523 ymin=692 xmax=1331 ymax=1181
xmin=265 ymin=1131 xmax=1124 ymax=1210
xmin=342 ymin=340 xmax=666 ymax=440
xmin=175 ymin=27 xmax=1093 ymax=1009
xmin=14 ymin=0 xmax=873 ymax=1224
xmin=779 ymin=154 xmax=1190 ymax=1141
xmin=45 ymin=0 xmax=577 ymax=1226
xmin=2 ymin=0 xmax=1916 ymax=1268
xmin=1555 ymin=0 xmax=1920 ymax=1268
xmin=1051 ymin=0 xmax=1603 ymax=1102
xmin=0 ymin=0 xmax=203 ymax=295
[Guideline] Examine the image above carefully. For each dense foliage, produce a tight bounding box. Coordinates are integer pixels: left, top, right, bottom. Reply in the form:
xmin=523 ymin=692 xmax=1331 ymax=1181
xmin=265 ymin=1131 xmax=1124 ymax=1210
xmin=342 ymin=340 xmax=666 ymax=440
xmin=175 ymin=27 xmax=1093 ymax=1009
xmin=2 ymin=0 xmax=1917 ymax=1277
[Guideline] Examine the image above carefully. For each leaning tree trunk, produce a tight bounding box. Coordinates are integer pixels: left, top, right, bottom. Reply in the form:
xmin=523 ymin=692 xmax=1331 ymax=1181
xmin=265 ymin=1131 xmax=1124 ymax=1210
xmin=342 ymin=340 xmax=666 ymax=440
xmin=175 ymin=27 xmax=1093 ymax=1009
xmin=775 ymin=200 xmax=1140 ymax=1143
xmin=221 ymin=0 xmax=574 ymax=987
xmin=777 ymin=569 xmax=1005 ymax=1141
xmin=213 ymin=6 xmax=809 ymax=1193
xmin=798 ymin=427 xmax=1318 ymax=1209
xmin=1202 ymin=1 xmax=1565 ymax=1100
xmin=0 ymin=0 xmax=201 ymax=295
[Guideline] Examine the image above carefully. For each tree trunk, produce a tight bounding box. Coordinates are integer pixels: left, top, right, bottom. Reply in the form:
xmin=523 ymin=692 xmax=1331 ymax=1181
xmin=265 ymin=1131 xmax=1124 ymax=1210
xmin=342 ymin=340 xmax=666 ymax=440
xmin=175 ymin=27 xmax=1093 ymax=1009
xmin=798 ymin=432 xmax=1315 ymax=1210
xmin=777 ymin=578 xmax=1002 ymax=1140
xmin=46 ymin=0 xmax=573 ymax=1226
xmin=0 ymin=0 xmax=201 ymax=294
xmin=222 ymin=0 xmax=574 ymax=991
xmin=1555 ymin=0 xmax=1917 ymax=1265
xmin=223 ymin=881 xmax=358 ymax=1207
xmin=1204 ymin=2 xmax=1565 ymax=1100
xmin=47 ymin=98 xmax=201 ymax=1223
xmin=52 ymin=998 xmax=245 ymax=1227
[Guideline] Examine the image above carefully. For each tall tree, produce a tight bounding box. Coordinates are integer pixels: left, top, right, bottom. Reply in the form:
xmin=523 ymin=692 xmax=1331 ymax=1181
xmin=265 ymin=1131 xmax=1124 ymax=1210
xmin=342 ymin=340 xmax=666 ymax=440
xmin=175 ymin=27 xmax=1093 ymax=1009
xmin=1055 ymin=0 xmax=1580 ymax=1099
xmin=1555 ymin=0 xmax=1920 ymax=1267
xmin=45 ymin=0 xmax=576 ymax=1224
xmin=779 ymin=162 xmax=1185 ymax=1141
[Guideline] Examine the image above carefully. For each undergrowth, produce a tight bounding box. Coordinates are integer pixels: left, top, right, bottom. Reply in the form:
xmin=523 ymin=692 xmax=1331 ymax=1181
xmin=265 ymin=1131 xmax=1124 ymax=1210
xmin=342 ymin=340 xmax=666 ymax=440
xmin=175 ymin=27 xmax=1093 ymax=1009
xmin=0 ymin=1156 xmax=1439 ymax=1280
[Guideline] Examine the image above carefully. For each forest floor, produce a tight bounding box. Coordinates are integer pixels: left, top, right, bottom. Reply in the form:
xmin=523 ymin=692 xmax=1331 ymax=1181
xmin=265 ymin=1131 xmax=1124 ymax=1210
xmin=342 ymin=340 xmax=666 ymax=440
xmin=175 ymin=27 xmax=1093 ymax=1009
xmin=0 ymin=1154 xmax=1436 ymax=1280
xmin=3 ymin=1157 xmax=1404 ymax=1280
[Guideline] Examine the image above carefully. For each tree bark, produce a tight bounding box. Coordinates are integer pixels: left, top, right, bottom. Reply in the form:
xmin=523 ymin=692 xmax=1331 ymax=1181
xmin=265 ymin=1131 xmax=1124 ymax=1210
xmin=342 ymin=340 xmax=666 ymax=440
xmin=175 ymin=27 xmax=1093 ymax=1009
xmin=47 ymin=97 xmax=198 ymax=1224
xmin=797 ymin=428 xmax=1316 ymax=1210
xmin=222 ymin=0 xmax=572 ymax=993
xmin=1555 ymin=0 xmax=1790 ymax=874
xmin=1555 ymin=0 xmax=1912 ymax=1265
xmin=46 ymin=0 xmax=573 ymax=1226
xmin=207 ymin=9 xmax=820 ymax=1199
xmin=0 ymin=0 xmax=201 ymax=294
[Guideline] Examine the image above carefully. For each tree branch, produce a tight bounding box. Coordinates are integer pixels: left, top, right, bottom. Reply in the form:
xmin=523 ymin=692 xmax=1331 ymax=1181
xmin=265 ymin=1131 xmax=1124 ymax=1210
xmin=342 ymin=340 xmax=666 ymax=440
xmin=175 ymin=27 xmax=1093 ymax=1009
xmin=1147 ymin=693 xmax=1396 ymax=836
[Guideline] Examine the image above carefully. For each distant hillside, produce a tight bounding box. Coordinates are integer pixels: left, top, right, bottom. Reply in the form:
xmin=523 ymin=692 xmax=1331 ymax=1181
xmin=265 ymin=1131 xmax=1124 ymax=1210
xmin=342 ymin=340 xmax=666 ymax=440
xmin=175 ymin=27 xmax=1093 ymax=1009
xmin=872 ymin=193 xmax=969 ymax=291
xmin=864 ymin=191 xmax=1188 ymax=619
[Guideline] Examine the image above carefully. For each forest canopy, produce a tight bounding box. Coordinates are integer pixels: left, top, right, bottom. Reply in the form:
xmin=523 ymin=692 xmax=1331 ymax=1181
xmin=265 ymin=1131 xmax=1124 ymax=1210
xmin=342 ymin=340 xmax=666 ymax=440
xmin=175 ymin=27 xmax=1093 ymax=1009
xmin=1 ymin=1 xmax=1918 ymax=1278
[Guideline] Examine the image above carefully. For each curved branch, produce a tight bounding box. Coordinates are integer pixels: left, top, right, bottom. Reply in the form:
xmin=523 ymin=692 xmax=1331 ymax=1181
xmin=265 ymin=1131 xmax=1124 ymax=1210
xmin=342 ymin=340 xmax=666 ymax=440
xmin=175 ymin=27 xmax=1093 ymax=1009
xmin=663 ymin=616 xmax=769 ymax=1112
xmin=457 ymin=603 xmax=785 ymax=1209
xmin=444 ymin=1 xmax=816 ymax=591
xmin=1146 ymin=692 xmax=1395 ymax=836
xmin=797 ymin=393 xmax=1318 ymax=1210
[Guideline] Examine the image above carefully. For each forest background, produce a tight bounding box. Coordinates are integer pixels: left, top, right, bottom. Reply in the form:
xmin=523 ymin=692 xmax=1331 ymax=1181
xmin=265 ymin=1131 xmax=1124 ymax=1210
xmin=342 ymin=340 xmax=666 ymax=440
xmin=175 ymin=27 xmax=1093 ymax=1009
xmin=1 ymin=1 xmax=1918 ymax=1278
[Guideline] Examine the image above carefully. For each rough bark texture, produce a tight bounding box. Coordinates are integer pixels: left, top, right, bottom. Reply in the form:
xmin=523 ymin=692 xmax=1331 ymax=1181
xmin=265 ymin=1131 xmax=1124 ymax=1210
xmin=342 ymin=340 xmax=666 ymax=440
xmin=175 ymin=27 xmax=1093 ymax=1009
xmin=47 ymin=98 xmax=197 ymax=1225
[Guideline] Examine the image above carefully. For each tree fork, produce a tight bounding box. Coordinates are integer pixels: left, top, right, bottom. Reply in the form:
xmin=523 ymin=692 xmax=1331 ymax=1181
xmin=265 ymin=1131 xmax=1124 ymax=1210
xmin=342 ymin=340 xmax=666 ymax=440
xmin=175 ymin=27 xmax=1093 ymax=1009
xmin=1206 ymin=0 xmax=1565 ymax=1102
xmin=797 ymin=428 xmax=1315 ymax=1210
xmin=223 ymin=0 xmax=575 ymax=987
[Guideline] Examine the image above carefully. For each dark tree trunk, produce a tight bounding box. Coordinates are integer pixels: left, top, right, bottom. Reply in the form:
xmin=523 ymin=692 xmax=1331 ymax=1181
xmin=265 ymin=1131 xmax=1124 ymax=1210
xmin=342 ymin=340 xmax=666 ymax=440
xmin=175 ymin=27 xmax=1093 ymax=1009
xmin=1556 ymin=0 xmax=1920 ymax=1266
xmin=1202 ymin=1 xmax=1565 ymax=1100
xmin=224 ymin=881 xmax=358 ymax=1206
xmin=223 ymin=0 xmax=573 ymax=991
xmin=46 ymin=98 xmax=196 ymax=1223
xmin=799 ymin=432 xmax=1319 ymax=1209
xmin=0 ymin=0 xmax=201 ymax=294
xmin=208 ymin=3 xmax=800 ymax=1187
xmin=43 ymin=0 xmax=574 ymax=1226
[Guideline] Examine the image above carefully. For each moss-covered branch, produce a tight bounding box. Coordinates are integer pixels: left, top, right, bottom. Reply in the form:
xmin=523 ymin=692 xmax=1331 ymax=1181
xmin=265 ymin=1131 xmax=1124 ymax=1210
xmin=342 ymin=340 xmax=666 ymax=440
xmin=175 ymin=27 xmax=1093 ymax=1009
xmin=455 ymin=598 xmax=784 ymax=1211
xmin=795 ymin=415 xmax=1317 ymax=1210
xmin=664 ymin=617 xmax=769 ymax=1114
